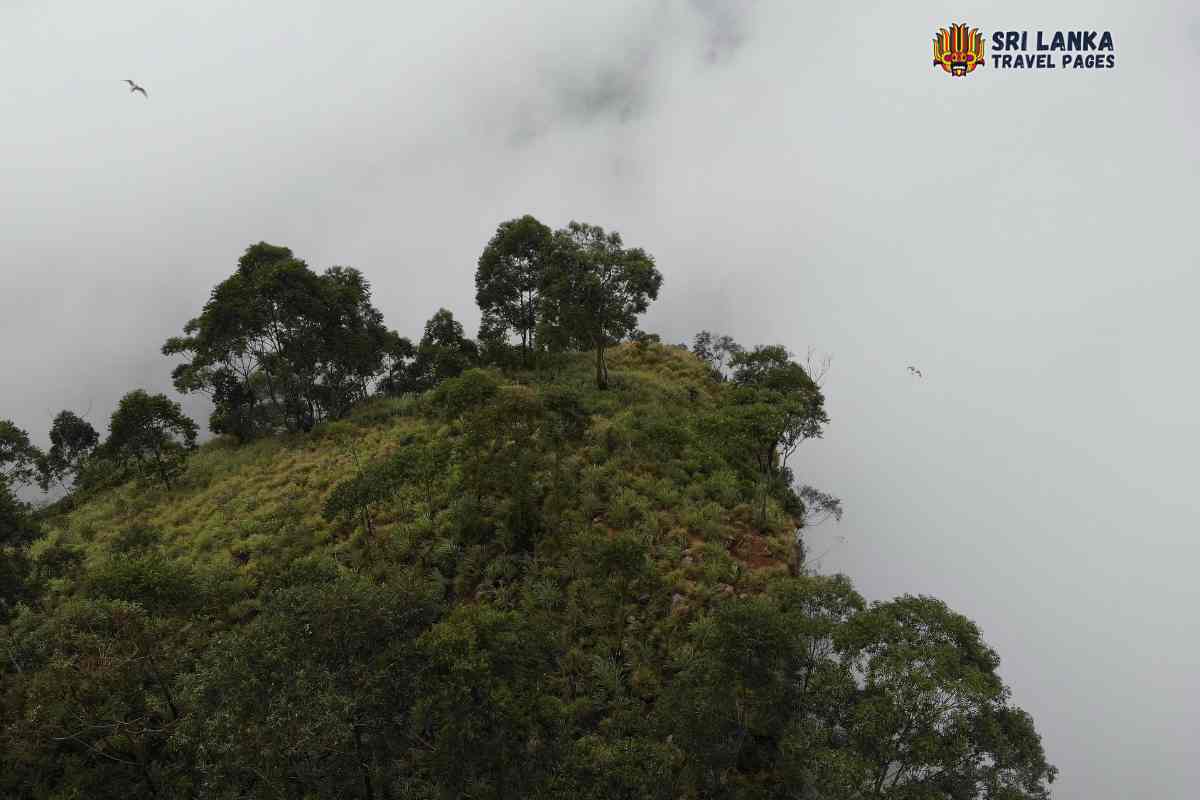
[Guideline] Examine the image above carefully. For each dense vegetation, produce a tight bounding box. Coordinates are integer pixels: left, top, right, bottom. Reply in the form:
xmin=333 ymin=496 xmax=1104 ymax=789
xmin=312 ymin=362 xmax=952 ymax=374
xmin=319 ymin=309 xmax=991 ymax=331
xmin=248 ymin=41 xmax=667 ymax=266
xmin=0 ymin=218 xmax=1055 ymax=799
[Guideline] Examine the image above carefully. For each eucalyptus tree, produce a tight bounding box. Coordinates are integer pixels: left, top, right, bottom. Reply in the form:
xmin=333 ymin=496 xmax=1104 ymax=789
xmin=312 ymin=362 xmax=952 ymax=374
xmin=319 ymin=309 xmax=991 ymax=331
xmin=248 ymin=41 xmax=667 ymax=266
xmin=539 ymin=221 xmax=662 ymax=389
xmin=704 ymin=345 xmax=829 ymax=528
xmin=37 ymin=411 xmax=99 ymax=491
xmin=104 ymin=390 xmax=198 ymax=489
xmin=0 ymin=420 xmax=41 ymax=489
xmin=475 ymin=215 xmax=554 ymax=367
xmin=413 ymin=308 xmax=478 ymax=391
xmin=163 ymin=242 xmax=399 ymax=437
xmin=837 ymin=595 xmax=1058 ymax=799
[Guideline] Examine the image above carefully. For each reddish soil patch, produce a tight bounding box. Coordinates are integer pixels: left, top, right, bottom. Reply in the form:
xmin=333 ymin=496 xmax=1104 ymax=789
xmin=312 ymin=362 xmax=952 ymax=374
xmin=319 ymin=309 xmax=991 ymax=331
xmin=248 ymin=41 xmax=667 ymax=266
xmin=730 ymin=532 xmax=787 ymax=571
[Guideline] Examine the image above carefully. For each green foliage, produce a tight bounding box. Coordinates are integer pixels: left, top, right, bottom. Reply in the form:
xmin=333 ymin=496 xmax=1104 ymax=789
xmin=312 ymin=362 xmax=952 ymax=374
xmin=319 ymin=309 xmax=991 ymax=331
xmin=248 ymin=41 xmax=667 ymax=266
xmin=703 ymin=345 xmax=830 ymax=530
xmin=173 ymin=572 xmax=441 ymax=799
xmin=413 ymin=604 xmax=561 ymax=795
xmin=163 ymin=242 xmax=401 ymax=437
xmin=1 ymin=599 xmax=189 ymax=799
xmin=103 ymin=390 xmax=198 ymax=489
xmin=323 ymin=431 xmax=453 ymax=539
xmin=0 ymin=419 xmax=43 ymax=489
xmin=322 ymin=451 xmax=407 ymax=536
xmin=386 ymin=308 xmax=480 ymax=394
xmin=0 ymin=317 xmax=1055 ymax=799
xmin=0 ymin=545 xmax=36 ymax=622
xmin=608 ymin=487 xmax=651 ymax=529
xmin=836 ymin=595 xmax=1058 ymax=798
xmin=692 ymin=330 xmax=743 ymax=381
xmin=1 ymin=480 xmax=39 ymax=549
xmin=430 ymin=368 xmax=501 ymax=419
xmin=549 ymin=734 xmax=679 ymax=799
xmin=348 ymin=393 xmax=421 ymax=427
xmin=539 ymin=221 xmax=663 ymax=389
xmin=37 ymin=410 xmax=99 ymax=492
xmin=29 ymin=535 xmax=85 ymax=583
xmin=109 ymin=524 xmax=163 ymax=554
xmin=83 ymin=553 xmax=205 ymax=616
xmin=475 ymin=215 xmax=555 ymax=367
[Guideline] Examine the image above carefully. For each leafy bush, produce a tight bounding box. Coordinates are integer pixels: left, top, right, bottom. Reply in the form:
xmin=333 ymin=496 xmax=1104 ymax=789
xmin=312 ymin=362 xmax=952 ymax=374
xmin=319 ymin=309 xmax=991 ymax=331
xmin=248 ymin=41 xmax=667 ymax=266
xmin=608 ymin=488 xmax=651 ymax=529
xmin=84 ymin=553 xmax=203 ymax=615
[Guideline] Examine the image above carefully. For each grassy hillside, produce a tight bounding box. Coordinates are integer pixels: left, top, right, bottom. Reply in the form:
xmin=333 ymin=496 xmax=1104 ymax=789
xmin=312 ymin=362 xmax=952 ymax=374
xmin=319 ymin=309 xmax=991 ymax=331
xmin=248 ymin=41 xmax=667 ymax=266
xmin=2 ymin=340 xmax=1056 ymax=800
xmin=41 ymin=342 xmax=793 ymax=606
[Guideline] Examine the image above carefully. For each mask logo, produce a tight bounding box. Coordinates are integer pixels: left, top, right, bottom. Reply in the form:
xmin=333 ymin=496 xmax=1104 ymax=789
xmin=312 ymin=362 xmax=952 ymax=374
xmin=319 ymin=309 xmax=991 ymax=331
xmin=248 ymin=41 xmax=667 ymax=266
xmin=933 ymin=24 xmax=986 ymax=77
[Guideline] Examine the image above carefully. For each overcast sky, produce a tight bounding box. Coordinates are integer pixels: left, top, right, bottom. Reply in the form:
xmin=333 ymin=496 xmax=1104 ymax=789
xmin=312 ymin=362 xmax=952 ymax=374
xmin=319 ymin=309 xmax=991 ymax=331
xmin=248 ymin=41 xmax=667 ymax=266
xmin=2 ymin=1 xmax=1197 ymax=796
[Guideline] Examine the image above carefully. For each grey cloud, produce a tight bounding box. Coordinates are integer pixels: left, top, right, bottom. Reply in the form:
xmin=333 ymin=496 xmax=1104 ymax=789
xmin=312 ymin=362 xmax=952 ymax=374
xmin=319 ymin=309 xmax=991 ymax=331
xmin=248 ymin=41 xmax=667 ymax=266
xmin=689 ymin=0 xmax=755 ymax=63
xmin=548 ymin=53 xmax=656 ymax=125
xmin=1 ymin=3 xmax=1196 ymax=798
xmin=504 ymin=0 xmax=757 ymax=146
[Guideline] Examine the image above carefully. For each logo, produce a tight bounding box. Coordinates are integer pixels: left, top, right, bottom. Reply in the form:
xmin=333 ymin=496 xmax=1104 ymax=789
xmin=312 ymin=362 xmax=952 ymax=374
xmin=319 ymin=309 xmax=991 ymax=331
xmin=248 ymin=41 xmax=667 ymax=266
xmin=933 ymin=23 xmax=986 ymax=76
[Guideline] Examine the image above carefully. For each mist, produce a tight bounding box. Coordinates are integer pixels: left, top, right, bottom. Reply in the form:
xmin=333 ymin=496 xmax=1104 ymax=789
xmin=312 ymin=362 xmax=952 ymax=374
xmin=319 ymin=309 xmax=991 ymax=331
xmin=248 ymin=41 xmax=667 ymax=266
xmin=3 ymin=2 xmax=1197 ymax=796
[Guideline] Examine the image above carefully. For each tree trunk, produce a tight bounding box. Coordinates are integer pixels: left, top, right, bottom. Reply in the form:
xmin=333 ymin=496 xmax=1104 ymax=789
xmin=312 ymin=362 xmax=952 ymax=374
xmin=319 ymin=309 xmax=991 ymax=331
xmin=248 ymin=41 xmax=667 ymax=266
xmin=759 ymin=480 xmax=769 ymax=530
xmin=595 ymin=342 xmax=608 ymax=389
xmin=756 ymin=462 xmax=774 ymax=532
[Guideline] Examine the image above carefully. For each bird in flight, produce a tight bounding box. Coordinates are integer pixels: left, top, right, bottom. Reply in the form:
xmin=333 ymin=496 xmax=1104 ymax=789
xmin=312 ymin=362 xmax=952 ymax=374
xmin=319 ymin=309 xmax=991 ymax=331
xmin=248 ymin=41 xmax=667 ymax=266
xmin=125 ymin=79 xmax=148 ymax=98
xmin=907 ymin=365 xmax=923 ymax=379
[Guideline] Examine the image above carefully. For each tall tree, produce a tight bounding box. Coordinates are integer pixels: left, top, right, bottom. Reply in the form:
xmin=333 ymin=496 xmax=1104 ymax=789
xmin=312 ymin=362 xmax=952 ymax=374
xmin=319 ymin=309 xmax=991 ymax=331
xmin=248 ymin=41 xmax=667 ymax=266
xmin=837 ymin=595 xmax=1058 ymax=799
xmin=0 ymin=420 xmax=42 ymax=490
xmin=540 ymin=221 xmax=663 ymax=389
xmin=37 ymin=411 xmax=99 ymax=491
xmin=0 ymin=480 xmax=39 ymax=549
xmin=163 ymin=242 xmax=399 ymax=437
xmin=402 ymin=309 xmax=479 ymax=393
xmin=313 ymin=266 xmax=404 ymax=419
xmin=475 ymin=215 xmax=554 ymax=367
xmin=692 ymin=331 xmax=743 ymax=381
xmin=104 ymin=391 xmax=198 ymax=489
xmin=176 ymin=573 xmax=440 ymax=799
xmin=730 ymin=345 xmax=827 ymax=477
xmin=1 ymin=599 xmax=190 ymax=798
xmin=707 ymin=345 xmax=829 ymax=528
xmin=377 ymin=334 xmax=418 ymax=396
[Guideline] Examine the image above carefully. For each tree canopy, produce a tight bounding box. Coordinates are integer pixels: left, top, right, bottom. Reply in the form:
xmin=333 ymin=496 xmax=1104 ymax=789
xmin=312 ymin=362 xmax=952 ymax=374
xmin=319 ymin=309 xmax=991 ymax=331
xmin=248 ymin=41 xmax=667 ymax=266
xmin=104 ymin=390 xmax=198 ymax=489
xmin=475 ymin=215 xmax=555 ymax=367
xmin=539 ymin=221 xmax=663 ymax=388
xmin=703 ymin=345 xmax=830 ymax=529
xmin=0 ymin=420 xmax=42 ymax=490
xmin=37 ymin=411 xmax=99 ymax=492
xmin=0 ymin=223 xmax=1057 ymax=800
xmin=163 ymin=242 xmax=400 ymax=437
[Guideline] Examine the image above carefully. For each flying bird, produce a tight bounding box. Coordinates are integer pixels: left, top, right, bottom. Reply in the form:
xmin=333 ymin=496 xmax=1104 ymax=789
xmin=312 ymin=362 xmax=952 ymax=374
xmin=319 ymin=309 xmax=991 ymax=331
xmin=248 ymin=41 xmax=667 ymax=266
xmin=125 ymin=79 xmax=148 ymax=98
xmin=907 ymin=366 xmax=923 ymax=379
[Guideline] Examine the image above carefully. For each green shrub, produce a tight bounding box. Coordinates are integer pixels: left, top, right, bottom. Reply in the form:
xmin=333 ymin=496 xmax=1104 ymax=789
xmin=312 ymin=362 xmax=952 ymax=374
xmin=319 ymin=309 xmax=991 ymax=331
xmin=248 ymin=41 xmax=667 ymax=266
xmin=84 ymin=553 xmax=202 ymax=615
xmin=702 ymin=469 xmax=741 ymax=507
xmin=608 ymin=488 xmax=650 ymax=529
xmin=682 ymin=501 xmax=725 ymax=540
xmin=110 ymin=524 xmax=162 ymax=554
xmin=350 ymin=394 xmax=420 ymax=425
xmin=30 ymin=537 xmax=84 ymax=582
xmin=430 ymin=369 xmax=501 ymax=420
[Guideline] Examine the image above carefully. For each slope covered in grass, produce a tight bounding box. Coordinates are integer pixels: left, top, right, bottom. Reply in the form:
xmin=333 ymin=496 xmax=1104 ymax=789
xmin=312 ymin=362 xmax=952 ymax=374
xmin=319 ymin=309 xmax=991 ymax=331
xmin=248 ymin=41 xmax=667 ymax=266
xmin=39 ymin=342 xmax=793 ymax=609
xmin=2 ymin=340 xmax=1056 ymax=800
